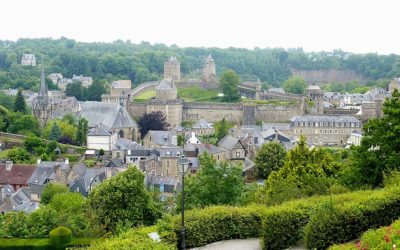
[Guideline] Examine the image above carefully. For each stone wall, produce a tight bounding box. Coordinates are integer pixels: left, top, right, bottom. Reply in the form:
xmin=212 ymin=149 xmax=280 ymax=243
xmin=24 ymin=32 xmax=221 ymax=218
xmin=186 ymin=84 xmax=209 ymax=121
xmin=291 ymin=69 xmax=367 ymax=85
xmin=183 ymin=102 xmax=243 ymax=123
xmin=129 ymin=103 xmax=147 ymax=118
xmin=256 ymin=104 xmax=304 ymax=122
xmin=130 ymin=81 xmax=158 ymax=98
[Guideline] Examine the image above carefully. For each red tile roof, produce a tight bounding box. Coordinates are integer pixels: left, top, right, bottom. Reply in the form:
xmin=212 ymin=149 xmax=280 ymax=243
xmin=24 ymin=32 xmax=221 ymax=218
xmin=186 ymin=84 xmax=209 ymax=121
xmin=0 ymin=164 xmax=35 ymax=186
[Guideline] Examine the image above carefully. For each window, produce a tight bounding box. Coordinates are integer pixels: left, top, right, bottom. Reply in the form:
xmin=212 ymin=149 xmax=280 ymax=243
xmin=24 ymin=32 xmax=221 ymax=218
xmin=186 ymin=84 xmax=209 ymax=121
xmin=294 ymin=122 xmax=298 ymax=127
xmin=217 ymin=155 xmax=220 ymax=160
xmin=356 ymin=123 xmax=360 ymax=127
xmin=166 ymin=161 xmax=170 ymax=166
xmin=177 ymin=151 xmax=180 ymax=157
xmin=151 ymin=170 xmax=156 ymax=175
xmin=166 ymin=169 xmax=169 ymax=175
xmin=236 ymin=152 xmax=241 ymax=158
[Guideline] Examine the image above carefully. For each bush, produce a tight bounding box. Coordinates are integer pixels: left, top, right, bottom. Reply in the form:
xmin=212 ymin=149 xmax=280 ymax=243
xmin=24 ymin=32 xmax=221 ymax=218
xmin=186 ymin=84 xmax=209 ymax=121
xmin=304 ymin=187 xmax=400 ymax=249
xmin=88 ymin=226 xmax=175 ymax=250
xmin=48 ymin=227 xmax=72 ymax=247
xmin=0 ymin=238 xmax=52 ymax=250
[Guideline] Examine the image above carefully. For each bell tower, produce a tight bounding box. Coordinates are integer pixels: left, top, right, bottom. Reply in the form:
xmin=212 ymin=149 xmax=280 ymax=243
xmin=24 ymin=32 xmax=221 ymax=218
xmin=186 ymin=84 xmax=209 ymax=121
xmin=32 ymin=58 xmax=53 ymax=127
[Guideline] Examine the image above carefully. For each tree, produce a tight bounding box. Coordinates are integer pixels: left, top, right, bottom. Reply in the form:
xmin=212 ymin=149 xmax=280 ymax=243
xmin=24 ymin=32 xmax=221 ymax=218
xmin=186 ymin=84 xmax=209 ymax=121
xmin=138 ymin=111 xmax=169 ymax=138
xmin=62 ymin=113 xmax=77 ymax=126
xmin=219 ymin=70 xmax=240 ymax=102
xmin=7 ymin=113 xmax=40 ymax=136
xmin=66 ymin=82 xmax=85 ymax=101
xmin=87 ymin=166 xmax=161 ymax=232
xmin=214 ymin=118 xmax=231 ymax=141
xmin=282 ymin=76 xmax=306 ymax=94
xmin=4 ymin=148 xmax=32 ymax=163
xmin=76 ymin=117 xmax=89 ymax=146
xmin=49 ymin=122 xmax=62 ymax=141
xmin=41 ymin=183 xmax=69 ymax=205
xmin=352 ymin=89 xmax=400 ymax=187
xmin=86 ymin=80 xmax=107 ymax=101
xmin=180 ymin=153 xmax=245 ymax=210
xmin=255 ymin=141 xmax=287 ymax=180
xmin=13 ymin=88 xmax=27 ymax=113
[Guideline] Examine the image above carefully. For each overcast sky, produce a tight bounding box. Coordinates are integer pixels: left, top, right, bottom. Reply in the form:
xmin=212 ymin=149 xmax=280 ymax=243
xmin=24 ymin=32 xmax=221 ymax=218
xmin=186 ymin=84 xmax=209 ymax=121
xmin=1 ymin=0 xmax=399 ymax=54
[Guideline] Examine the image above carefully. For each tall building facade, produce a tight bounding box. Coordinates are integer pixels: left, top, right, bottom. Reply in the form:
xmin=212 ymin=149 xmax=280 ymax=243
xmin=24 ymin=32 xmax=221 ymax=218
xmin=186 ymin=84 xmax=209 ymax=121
xmin=32 ymin=64 xmax=52 ymax=127
xmin=164 ymin=56 xmax=180 ymax=81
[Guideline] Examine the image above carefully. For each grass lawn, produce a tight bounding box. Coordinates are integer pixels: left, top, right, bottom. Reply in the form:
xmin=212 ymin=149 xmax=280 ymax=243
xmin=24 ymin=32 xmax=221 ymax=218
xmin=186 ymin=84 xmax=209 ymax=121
xmin=133 ymin=89 xmax=156 ymax=102
xmin=178 ymin=87 xmax=224 ymax=102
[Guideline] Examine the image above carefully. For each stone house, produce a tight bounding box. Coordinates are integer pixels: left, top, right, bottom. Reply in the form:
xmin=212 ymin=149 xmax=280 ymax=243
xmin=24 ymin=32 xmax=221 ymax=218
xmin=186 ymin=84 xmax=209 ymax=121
xmin=192 ymin=119 xmax=214 ymax=136
xmin=184 ymin=143 xmax=226 ymax=162
xmin=111 ymin=80 xmax=132 ymax=96
xmin=218 ymin=135 xmax=246 ymax=160
xmin=47 ymin=73 xmax=63 ymax=85
xmin=0 ymin=185 xmax=38 ymax=214
xmin=290 ymin=115 xmax=362 ymax=145
xmin=347 ymin=131 xmax=363 ymax=147
xmin=72 ymin=75 xmax=93 ymax=87
xmin=0 ymin=161 xmax=35 ymax=191
xmin=158 ymin=147 xmax=184 ymax=177
xmin=69 ymin=163 xmax=106 ymax=197
xmin=21 ymin=53 xmax=36 ymax=66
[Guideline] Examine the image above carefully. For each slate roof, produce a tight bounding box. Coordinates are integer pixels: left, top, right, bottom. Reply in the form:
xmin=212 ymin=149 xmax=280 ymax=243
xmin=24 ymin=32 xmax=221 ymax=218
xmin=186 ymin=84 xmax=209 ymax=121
xmin=0 ymin=164 xmax=36 ymax=186
xmin=114 ymin=138 xmax=133 ymax=150
xmin=14 ymin=201 xmax=39 ymax=214
xmin=267 ymin=87 xmax=285 ymax=94
xmin=79 ymin=101 xmax=137 ymax=129
xmin=2 ymin=184 xmax=15 ymax=196
xmin=260 ymin=129 xmax=291 ymax=141
xmin=193 ymin=119 xmax=213 ymax=129
xmin=146 ymin=130 xmax=177 ymax=147
xmin=290 ymin=115 xmax=360 ymax=123
xmin=28 ymin=161 xmax=69 ymax=186
xmin=187 ymin=157 xmax=200 ymax=170
xmin=219 ymin=135 xmax=241 ymax=150
xmin=243 ymin=158 xmax=255 ymax=172
xmin=87 ymin=123 xmax=112 ymax=136
xmin=69 ymin=164 xmax=106 ymax=196
xmin=158 ymin=147 xmax=184 ymax=158
xmin=126 ymin=142 xmax=152 ymax=156
xmin=197 ymin=144 xmax=225 ymax=155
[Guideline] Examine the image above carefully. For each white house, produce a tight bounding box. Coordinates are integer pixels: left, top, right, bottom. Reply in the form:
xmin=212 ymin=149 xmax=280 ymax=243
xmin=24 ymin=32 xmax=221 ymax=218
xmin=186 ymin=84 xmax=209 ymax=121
xmin=347 ymin=131 xmax=363 ymax=147
xmin=87 ymin=124 xmax=117 ymax=151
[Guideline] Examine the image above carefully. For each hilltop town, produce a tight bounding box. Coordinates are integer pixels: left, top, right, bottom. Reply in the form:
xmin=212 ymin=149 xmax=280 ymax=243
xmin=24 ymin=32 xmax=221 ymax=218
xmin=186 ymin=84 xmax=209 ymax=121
xmin=1 ymin=40 xmax=400 ymax=249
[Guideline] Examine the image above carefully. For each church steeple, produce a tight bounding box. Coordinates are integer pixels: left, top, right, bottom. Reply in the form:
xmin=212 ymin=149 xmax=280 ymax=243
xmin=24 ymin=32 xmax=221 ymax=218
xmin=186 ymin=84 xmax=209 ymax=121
xmin=38 ymin=57 xmax=48 ymax=99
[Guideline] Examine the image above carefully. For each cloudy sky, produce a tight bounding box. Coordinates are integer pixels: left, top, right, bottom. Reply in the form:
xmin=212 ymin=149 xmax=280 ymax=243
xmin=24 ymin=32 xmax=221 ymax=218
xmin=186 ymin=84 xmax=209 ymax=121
xmin=1 ymin=0 xmax=398 ymax=54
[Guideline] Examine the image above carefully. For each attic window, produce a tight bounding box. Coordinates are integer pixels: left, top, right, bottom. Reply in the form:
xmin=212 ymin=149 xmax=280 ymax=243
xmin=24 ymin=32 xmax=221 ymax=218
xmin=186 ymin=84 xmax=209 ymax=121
xmin=35 ymin=180 xmax=39 ymax=183
xmin=166 ymin=151 xmax=170 ymax=156
xmin=177 ymin=151 xmax=180 ymax=157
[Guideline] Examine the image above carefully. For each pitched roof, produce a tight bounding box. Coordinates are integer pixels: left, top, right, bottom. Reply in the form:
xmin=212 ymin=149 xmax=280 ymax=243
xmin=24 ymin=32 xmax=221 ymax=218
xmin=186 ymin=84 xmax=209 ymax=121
xmin=79 ymin=101 xmax=137 ymax=129
xmin=193 ymin=119 xmax=213 ymax=129
xmin=219 ymin=135 xmax=241 ymax=150
xmin=28 ymin=161 xmax=68 ymax=186
xmin=290 ymin=115 xmax=360 ymax=123
xmin=146 ymin=130 xmax=177 ymax=147
xmin=112 ymin=80 xmax=132 ymax=89
xmin=0 ymin=164 xmax=36 ymax=186
xmin=158 ymin=147 xmax=184 ymax=158
xmin=87 ymin=124 xmax=112 ymax=136
xmin=156 ymin=79 xmax=176 ymax=90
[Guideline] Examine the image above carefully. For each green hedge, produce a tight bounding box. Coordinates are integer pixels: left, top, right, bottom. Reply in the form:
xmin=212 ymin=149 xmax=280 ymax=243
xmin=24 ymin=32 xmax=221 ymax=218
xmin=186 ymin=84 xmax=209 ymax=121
xmin=49 ymin=227 xmax=72 ymax=247
xmin=304 ymin=187 xmax=400 ymax=249
xmin=0 ymin=238 xmax=96 ymax=250
xmin=165 ymin=206 xmax=267 ymax=248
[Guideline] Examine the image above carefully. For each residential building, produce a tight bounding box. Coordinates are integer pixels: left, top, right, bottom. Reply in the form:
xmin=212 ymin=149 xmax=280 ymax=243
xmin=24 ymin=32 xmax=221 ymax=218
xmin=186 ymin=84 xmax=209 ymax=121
xmin=143 ymin=130 xmax=178 ymax=148
xmin=87 ymin=123 xmax=118 ymax=151
xmin=0 ymin=161 xmax=35 ymax=191
xmin=192 ymin=119 xmax=214 ymax=136
xmin=347 ymin=131 xmax=363 ymax=147
xmin=69 ymin=163 xmax=106 ymax=197
xmin=21 ymin=54 xmax=36 ymax=66
xmin=218 ymin=135 xmax=246 ymax=160
xmin=47 ymin=73 xmax=63 ymax=85
xmin=72 ymin=75 xmax=93 ymax=87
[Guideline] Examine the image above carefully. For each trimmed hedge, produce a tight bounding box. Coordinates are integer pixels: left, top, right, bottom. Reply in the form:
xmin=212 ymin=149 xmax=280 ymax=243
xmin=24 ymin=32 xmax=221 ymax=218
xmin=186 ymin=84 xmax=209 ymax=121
xmin=167 ymin=206 xmax=267 ymax=248
xmin=0 ymin=238 xmax=96 ymax=250
xmin=304 ymin=187 xmax=400 ymax=249
xmin=49 ymin=227 xmax=72 ymax=247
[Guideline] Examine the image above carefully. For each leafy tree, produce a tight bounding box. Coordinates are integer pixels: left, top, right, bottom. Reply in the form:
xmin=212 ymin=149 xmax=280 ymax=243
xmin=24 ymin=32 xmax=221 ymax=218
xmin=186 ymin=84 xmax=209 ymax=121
xmin=62 ymin=113 xmax=77 ymax=126
xmin=4 ymin=148 xmax=32 ymax=163
xmin=24 ymin=135 xmax=46 ymax=155
xmin=0 ymin=91 xmax=15 ymax=111
xmin=179 ymin=153 xmax=245 ymax=210
xmin=76 ymin=117 xmax=89 ymax=146
xmin=13 ymin=88 xmax=27 ymax=113
xmin=40 ymin=183 xmax=69 ymax=205
xmin=66 ymin=81 xmax=85 ymax=101
xmin=49 ymin=122 xmax=62 ymax=141
xmin=351 ymin=89 xmax=400 ymax=187
xmin=138 ymin=111 xmax=169 ymax=138
xmin=43 ymin=119 xmax=78 ymax=143
xmin=214 ymin=118 xmax=231 ymax=141
xmin=0 ymin=105 xmax=10 ymax=131
xmin=255 ymin=141 xmax=287 ymax=180
xmin=219 ymin=70 xmax=240 ymax=102
xmin=7 ymin=113 xmax=40 ymax=136
xmin=99 ymin=148 xmax=105 ymax=156
xmin=177 ymin=134 xmax=185 ymax=146
xmin=87 ymin=166 xmax=161 ymax=232
xmin=282 ymin=76 xmax=306 ymax=94
xmin=86 ymin=80 xmax=107 ymax=101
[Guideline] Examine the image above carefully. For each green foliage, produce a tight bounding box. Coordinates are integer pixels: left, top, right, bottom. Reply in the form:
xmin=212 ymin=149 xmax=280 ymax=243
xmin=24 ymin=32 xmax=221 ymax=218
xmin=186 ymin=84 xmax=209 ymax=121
xmin=330 ymin=219 xmax=400 ymax=250
xmin=179 ymin=153 xmax=245 ymax=210
xmin=352 ymin=89 xmax=400 ymax=187
xmin=214 ymin=118 xmax=233 ymax=141
xmin=24 ymin=136 xmax=46 ymax=155
xmin=3 ymin=147 xmax=32 ymax=163
xmin=0 ymin=92 xmax=15 ymax=111
xmin=0 ymin=238 xmax=52 ymax=250
xmin=88 ymin=226 xmax=175 ymax=250
xmin=138 ymin=111 xmax=169 ymax=138
xmin=76 ymin=117 xmax=88 ymax=146
xmin=48 ymin=226 xmax=72 ymax=247
xmin=304 ymin=186 xmax=400 ymax=249
xmin=13 ymin=88 xmax=26 ymax=114
xmin=255 ymin=141 xmax=286 ymax=180
xmin=61 ymin=113 xmax=77 ymax=126
xmin=40 ymin=183 xmax=69 ymax=205
xmin=177 ymin=134 xmax=184 ymax=146
xmin=43 ymin=119 xmax=77 ymax=142
xmin=177 ymin=87 xmax=221 ymax=102
xmin=49 ymin=122 xmax=61 ymax=141
xmin=87 ymin=166 xmax=161 ymax=232
xmin=282 ymin=76 xmax=306 ymax=94
xmin=7 ymin=112 xmax=40 ymax=136
xmin=219 ymin=70 xmax=241 ymax=102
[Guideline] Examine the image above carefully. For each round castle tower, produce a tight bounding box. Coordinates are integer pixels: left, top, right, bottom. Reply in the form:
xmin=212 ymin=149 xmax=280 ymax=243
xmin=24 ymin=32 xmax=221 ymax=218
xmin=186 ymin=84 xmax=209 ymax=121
xmin=155 ymin=78 xmax=178 ymax=100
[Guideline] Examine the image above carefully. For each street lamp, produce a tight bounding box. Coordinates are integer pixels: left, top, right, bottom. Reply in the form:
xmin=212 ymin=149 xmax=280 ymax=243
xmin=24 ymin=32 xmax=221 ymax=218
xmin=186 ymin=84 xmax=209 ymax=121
xmin=177 ymin=155 xmax=190 ymax=250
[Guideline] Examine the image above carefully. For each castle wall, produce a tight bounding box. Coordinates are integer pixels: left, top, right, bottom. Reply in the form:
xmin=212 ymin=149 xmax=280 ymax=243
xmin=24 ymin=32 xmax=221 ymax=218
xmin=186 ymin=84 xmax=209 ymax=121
xmin=183 ymin=102 xmax=243 ymax=123
xmin=256 ymin=104 xmax=304 ymax=122
xmin=129 ymin=103 xmax=147 ymax=118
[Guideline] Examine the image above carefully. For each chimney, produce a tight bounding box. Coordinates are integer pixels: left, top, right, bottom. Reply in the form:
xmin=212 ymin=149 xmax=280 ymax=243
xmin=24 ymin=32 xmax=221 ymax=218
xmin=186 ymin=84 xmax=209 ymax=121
xmin=5 ymin=161 xmax=13 ymax=171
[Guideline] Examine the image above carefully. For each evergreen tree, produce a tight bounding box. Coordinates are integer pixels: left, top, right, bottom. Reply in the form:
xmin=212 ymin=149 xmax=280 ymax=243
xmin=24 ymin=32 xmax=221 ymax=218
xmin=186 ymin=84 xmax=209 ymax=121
xmin=76 ymin=118 xmax=89 ymax=146
xmin=49 ymin=122 xmax=61 ymax=141
xmin=13 ymin=88 xmax=26 ymax=113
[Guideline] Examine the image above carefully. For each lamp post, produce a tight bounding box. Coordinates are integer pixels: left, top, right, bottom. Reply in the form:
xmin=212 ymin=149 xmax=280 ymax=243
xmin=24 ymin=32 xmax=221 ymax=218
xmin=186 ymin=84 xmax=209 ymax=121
xmin=177 ymin=155 xmax=190 ymax=250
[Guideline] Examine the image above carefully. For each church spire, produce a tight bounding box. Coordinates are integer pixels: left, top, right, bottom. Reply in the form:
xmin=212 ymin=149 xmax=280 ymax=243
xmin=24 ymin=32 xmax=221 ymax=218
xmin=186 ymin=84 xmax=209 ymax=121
xmin=38 ymin=56 xmax=48 ymax=98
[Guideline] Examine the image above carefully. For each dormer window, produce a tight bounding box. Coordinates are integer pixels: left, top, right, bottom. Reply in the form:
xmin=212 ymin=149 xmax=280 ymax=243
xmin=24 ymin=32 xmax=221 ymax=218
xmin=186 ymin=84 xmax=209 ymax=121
xmin=177 ymin=151 xmax=180 ymax=157
xmin=166 ymin=151 xmax=170 ymax=157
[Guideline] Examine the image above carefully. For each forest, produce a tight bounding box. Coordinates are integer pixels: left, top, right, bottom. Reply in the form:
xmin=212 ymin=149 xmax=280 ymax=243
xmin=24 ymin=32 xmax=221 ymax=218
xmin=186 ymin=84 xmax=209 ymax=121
xmin=0 ymin=37 xmax=399 ymax=92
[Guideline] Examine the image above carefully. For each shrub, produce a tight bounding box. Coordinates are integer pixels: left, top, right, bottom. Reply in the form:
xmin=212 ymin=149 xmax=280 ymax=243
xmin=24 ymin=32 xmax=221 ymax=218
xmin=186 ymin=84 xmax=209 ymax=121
xmin=48 ymin=226 xmax=72 ymax=247
xmin=0 ymin=238 xmax=52 ymax=250
xmin=304 ymin=187 xmax=400 ymax=249
xmin=88 ymin=226 xmax=175 ymax=250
